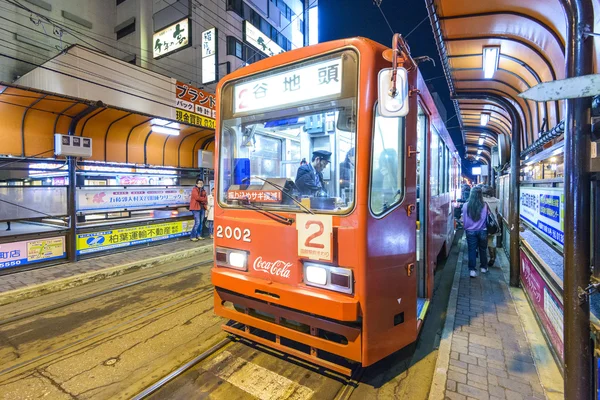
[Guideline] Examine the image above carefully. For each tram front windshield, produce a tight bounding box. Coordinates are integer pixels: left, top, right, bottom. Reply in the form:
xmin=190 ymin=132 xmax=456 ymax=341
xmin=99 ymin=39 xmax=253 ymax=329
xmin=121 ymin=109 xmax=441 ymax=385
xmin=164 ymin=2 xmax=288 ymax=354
xmin=218 ymin=98 xmax=357 ymax=214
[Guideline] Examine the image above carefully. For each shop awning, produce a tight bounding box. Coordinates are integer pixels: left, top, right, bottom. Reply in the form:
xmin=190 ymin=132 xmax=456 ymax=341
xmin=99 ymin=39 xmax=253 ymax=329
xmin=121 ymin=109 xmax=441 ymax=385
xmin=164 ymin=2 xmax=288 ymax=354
xmin=0 ymin=45 xmax=215 ymax=168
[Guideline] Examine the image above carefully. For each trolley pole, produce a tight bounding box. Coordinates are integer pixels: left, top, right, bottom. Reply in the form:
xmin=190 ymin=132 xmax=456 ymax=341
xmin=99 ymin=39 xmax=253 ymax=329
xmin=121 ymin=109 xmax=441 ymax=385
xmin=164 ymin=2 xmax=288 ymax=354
xmin=561 ymin=0 xmax=593 ymax=398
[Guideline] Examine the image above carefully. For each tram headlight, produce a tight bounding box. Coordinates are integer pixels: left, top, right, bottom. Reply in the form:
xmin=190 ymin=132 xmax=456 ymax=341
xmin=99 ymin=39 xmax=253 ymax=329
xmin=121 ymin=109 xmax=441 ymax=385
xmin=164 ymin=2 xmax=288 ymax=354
xmin=305 ymin=265 xmax=327 ymax=285
xmin=303 ymin=263 xmax=353 ymax=294
xmin=216 ymin=247 xmax=248 ymax=271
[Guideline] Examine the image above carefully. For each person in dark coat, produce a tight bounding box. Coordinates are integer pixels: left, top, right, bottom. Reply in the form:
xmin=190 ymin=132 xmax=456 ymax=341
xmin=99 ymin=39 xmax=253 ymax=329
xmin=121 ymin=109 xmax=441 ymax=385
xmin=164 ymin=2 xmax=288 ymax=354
xmin=295 ymin=150 xmax=331 ymax=196
xmin=339 ymin=148 xmax=355 ymax=189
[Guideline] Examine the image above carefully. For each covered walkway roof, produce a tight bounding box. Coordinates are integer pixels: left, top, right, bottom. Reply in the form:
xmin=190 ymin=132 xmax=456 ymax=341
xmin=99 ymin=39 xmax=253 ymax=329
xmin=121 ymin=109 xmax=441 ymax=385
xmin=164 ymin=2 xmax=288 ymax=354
xmin=425 ymin=0 xmax=600 ymax=164
xmin=0 ymin=45 xmax=215 ymax=168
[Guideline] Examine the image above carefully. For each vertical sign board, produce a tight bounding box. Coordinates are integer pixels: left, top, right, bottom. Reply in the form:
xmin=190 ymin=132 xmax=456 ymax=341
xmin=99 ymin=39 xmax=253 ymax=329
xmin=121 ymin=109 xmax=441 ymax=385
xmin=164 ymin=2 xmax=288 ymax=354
xmin=201 ymin=28 xmax=218 ymax=84
xmin=519 ymin=186 xmax=564 ymax=247
xmin=0 ymin=237 xmax=66 ymax=270
xmin=520 ymin=250 xmax=564 ymax=361
xmin=153 ymin=18 xmax=191 ymax=59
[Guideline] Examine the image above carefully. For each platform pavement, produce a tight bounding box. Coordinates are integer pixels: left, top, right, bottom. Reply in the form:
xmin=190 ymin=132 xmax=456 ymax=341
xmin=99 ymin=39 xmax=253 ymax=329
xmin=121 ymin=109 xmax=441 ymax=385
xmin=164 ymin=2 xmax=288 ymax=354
xmin=0 ymin=239 xmax=212 ymax=306
xmin=429 ymin=238 xmax=564 ymax=400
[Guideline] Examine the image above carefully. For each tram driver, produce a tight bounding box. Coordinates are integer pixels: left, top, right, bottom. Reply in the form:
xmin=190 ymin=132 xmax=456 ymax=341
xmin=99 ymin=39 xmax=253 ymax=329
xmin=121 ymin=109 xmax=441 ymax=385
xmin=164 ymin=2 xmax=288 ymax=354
xmin=295 ymin=150 xmax=331 ymax=197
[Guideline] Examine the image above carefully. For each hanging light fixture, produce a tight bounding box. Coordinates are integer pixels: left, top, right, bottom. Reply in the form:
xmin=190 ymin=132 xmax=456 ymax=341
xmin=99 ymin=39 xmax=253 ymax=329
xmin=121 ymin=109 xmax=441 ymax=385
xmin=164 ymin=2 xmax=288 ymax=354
xmin=480 ymin=112 xmax=490 ymax=126
xmin=482 ymin=46 xmax=500 ymax=79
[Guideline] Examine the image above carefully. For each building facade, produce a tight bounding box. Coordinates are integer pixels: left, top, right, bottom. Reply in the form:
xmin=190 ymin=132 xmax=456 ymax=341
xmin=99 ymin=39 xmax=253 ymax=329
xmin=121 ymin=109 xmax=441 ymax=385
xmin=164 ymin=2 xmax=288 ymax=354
xmin=0 ymin=0 xmax=317 ymax=90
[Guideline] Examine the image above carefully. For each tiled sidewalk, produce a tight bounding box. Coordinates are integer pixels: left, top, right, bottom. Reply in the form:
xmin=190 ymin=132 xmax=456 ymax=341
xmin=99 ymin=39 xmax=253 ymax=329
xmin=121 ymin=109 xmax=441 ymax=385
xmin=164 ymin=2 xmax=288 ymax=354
xmin=0 ymin=239 xmax=212 ymax=294
xmin=437 ymin=239 xmax=550 ymax=400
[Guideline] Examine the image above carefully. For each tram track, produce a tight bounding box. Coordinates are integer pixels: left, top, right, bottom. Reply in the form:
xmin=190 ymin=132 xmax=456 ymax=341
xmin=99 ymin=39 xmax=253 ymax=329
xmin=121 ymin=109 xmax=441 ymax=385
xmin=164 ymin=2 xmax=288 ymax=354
xmin=0 ymin=258 xmax=214 ymax=327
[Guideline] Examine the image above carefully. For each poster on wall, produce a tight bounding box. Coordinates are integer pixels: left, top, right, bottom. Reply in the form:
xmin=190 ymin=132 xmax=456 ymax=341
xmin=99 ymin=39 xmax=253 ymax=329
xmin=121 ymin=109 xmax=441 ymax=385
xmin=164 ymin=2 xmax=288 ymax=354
xmin=0 ymin=236 xmax=66 ymax=270
xmin=77 ymin=220 xmax=194 ymax=255
xmin=520 ymin=250 xmax=564 ymax=361
xmin=77 ymin=187 xmax=192 ymax=212
xmin=519 ymin=186 xmax=564 ymax=247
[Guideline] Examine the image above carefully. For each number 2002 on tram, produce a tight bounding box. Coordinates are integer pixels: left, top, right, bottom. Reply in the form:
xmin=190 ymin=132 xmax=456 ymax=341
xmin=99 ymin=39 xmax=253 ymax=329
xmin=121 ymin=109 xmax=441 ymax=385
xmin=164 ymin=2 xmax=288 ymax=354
xmin=211 ymin=36 xmax=461 ymax=375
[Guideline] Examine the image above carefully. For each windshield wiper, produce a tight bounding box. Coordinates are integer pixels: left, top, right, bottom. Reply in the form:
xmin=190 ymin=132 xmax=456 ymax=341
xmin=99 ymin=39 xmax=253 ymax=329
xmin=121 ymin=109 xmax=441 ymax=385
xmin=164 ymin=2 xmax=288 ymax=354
xmin=239 ymin=199 xmax=294 ymax=225
xmin=245 ymin=176 xmax=314 ymax=215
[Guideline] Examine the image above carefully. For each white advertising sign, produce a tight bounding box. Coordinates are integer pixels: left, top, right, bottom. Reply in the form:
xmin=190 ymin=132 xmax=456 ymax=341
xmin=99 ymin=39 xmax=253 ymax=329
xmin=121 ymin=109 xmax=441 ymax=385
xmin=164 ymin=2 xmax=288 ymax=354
xmin=234 ymin=57 xmax=342 ymax=114
xmin=243 ymin=21 xmax=284 ymax=57
xmin=153 ymin=18 xmax=190 ymax=59
xmin=201 ymin=28 xmax=217 ymax=84
xmin=519 ymin=186 xmax=564 ymax=246
xmin=296 ymin=214 xmax=333 ymax=262
xmin=77 ymin=187 xmax=192 ymax=211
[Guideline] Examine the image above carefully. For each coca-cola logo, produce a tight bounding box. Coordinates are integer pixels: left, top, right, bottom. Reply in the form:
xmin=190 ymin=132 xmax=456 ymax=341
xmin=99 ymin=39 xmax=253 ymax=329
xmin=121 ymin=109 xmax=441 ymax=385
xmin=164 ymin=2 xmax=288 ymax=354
xmin=253 ymin=256 xmax=292 ymax=278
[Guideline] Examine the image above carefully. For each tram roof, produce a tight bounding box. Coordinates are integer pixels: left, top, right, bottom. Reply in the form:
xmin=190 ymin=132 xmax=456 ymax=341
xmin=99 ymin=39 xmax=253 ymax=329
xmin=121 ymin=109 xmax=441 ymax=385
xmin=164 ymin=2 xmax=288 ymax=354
xmin=426 ymin=0 xmax=600 ymax=164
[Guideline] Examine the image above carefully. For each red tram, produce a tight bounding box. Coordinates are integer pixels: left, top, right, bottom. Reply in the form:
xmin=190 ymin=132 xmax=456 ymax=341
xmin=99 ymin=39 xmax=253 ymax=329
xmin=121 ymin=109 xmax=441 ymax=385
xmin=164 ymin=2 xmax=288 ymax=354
xmin=211 ymin=35 xmax=461 ymax=374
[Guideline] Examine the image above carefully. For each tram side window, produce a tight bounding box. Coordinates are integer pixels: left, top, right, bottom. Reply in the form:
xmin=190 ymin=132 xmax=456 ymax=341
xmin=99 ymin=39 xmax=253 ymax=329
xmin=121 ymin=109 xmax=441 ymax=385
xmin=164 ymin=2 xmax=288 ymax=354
xmin=370 ymin=106 xmax=405 ymax=216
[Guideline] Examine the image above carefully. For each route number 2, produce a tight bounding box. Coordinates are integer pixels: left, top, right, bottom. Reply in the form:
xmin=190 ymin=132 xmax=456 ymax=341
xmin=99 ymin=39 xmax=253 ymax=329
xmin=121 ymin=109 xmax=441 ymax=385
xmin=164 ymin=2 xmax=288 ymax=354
xmin=296 ymin=214 xmax=332 ymax=261
xmin=216 ymin=225 xmax=251 ymax=242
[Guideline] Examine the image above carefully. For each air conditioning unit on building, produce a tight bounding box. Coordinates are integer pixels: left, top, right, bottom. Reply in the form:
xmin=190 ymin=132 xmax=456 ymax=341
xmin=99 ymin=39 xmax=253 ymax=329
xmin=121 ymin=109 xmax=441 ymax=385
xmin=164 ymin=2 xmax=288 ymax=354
xmin=54 ymin=134 xmax=92 ymax=158
xmin=198 ymin=150 xmax=214 ymax=169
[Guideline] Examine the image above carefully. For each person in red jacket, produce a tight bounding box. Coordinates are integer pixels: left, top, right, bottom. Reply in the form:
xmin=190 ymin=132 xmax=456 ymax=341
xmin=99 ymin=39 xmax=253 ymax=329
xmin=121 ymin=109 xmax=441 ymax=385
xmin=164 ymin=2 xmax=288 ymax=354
xmin=189 ymin=179 xmax=208 ymax=241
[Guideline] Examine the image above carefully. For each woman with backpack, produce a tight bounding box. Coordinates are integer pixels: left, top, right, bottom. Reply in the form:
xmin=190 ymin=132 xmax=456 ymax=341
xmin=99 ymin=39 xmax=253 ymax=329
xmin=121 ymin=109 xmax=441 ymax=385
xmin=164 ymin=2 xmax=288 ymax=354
xmin=482 ymin=185 xmax=500 ymax=267
xmin=462 ymin=186 xmax=488 ymax=278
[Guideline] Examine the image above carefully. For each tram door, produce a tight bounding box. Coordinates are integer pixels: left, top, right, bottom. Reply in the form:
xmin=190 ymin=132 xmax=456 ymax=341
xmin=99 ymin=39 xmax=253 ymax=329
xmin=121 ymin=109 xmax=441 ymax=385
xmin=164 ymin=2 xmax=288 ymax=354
xmin=416 ymin=105 xmax=428 ymax=298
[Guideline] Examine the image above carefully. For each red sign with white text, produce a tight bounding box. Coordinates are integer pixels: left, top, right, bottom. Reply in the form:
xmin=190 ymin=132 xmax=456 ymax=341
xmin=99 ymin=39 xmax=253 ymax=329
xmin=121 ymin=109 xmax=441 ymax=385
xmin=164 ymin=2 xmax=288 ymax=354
xmin=227 ymin=190 xmax=282 ymax=203
xmin=175 ymin=81 xmax=216 ymax=118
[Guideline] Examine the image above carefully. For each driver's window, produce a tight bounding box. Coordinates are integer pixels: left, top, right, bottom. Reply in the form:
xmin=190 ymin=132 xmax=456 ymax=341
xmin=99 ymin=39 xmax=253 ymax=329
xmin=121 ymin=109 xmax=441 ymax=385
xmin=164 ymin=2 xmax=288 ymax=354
xmin=370 ymin=105 xmax=405 ymax=216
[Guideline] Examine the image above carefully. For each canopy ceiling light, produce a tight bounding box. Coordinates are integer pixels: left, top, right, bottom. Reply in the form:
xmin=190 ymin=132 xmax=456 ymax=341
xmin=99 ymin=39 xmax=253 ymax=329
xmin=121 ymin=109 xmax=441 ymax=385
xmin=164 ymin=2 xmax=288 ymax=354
xmin=152 ymin=125 xmax=180 ymax=136
xmin=480 ymin=112 xmax=490 ymax=126
xmin=482 ymin=46 xmax=500 ymax=79
xmin=477 ymin=149 xmax=482 ymax=155
xmin=478 ymin=137 xmax=485 ymax=145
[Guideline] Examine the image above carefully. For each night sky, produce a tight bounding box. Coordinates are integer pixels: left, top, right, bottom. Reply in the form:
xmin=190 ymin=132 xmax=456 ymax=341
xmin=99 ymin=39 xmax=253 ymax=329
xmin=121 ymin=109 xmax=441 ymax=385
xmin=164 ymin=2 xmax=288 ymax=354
xmin=318 ymin=0 xmax=475 ymax=172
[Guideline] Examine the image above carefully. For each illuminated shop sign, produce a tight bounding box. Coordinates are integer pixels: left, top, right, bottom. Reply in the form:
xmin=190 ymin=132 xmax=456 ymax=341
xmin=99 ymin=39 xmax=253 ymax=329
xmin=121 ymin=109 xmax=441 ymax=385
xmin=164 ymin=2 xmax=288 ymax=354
xmin=201 ymin=27 xmax=218 ymax=84
xmin=77 ymin=187 xmax=192 ymax=211
xmin=519 ymin=186 xmax=564 ymax=246
xmin=175 ymin=81 xmax=216 ymax=119
xmin=0 ymin=237 xmax=66 ymax=270
xmin=153 ymin=18 xmax=191 ymax=59
xmin=233 ymin=57 xmax=342 ymax=113
xmin=243 ymin=21 xmax=284 ymax=57
xmin=76 ymin=221 xmax=193 ymax=255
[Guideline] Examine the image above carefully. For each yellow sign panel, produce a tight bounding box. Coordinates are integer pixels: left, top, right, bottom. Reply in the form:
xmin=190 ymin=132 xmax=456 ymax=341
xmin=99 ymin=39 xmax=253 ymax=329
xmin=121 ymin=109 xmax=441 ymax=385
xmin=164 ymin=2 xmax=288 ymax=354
xmin=77 ymin=220 xmax=194 ymax=255
xmin=176 ymin=109 xmax=216 ymax=129
xmin=27 ymin=237 xmax=65 ymax=261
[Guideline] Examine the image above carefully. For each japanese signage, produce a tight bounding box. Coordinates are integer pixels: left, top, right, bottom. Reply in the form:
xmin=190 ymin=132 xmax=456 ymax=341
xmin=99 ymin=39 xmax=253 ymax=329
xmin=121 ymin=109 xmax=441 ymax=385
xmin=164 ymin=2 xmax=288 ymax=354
xmin=0 ymin=237 xmax=66 ymax=270
xmin=153 ymin=18 xmax=190 ymax=59
xmin=77 ymin=220 xmax=194 ymax=255
xmin=296 ymin=214 xmax=333 ymax=262
xmin=175 ymin=81 xmax=216 ymax=119
xmin=520 ymin=250 xmax=564 ymax=361
xmin=201 ymin=28 xmax=218 ymax=84
xmin=227 ymin=190 xmax=282 ymax=203
xmin=519 ymin=186 xmax=564 ymax=247
xmin=243 ymin=20 xmax=285 ymax=57
xmin=77 ymin=187 xmax=192 ymax=211
xmin=175 ymin=109 xmax=216 ymax=129
xmin=234 ymin=57 xmax=343 ymax=114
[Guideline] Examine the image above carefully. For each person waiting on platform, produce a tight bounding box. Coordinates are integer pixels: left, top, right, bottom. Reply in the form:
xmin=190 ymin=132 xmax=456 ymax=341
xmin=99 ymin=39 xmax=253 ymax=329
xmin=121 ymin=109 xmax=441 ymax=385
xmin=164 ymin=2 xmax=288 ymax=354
xmin=295 ymin=150 xmax=331 ymax=196
xmin=189 ymin=179 xmax=208 ymax=241
xmin=339 ymin=148 xmax=355 ymax=190
xmin=206 ymin=187 xmax=215 ymax=240
xmin=483 ymin=185 xmax=500 ymax=267
xmin=462 ymin=186 xmax=488 ymax=278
